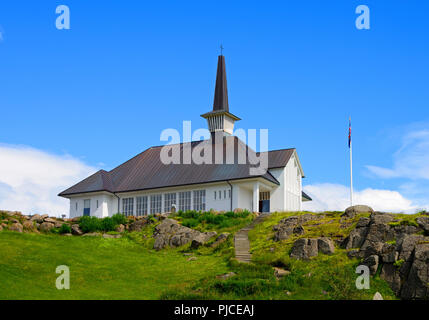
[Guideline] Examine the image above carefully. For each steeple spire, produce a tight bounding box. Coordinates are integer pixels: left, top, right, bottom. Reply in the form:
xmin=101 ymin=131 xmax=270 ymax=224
xmin=213 ymin=55 xmax=229 ymax=112
xmin=201 ymin=54 xmax=240 ymax=135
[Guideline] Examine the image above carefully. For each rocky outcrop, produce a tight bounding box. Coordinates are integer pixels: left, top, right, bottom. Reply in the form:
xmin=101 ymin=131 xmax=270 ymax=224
xmin=273 ymin=214 xmax=323 ymax=241
xmin=153 ymin=219 xmax=217 ymax=250
xmin=290 ymin=237 xmax=335 ymax=260
xmin=342 ymin=211 xmax=429 ymax=299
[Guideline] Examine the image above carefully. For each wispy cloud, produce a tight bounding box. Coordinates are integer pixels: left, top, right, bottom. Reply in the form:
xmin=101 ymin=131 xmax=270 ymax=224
xmin=366 ymin=129 xmax=429 ymax=180
xmin=302 ymin=183 xmax=422 ymax=213
xmin=0 ymin=144 xmax=97 ymax=216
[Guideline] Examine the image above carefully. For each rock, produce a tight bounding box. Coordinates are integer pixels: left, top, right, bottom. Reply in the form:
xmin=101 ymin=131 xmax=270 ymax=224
xmin=290 ymin=238 xmax=318 ymax=260
xmin=317 ymin=237 xmax=335 ymax=255
xmin=39 ymin=222 xmax=54 ymax=232
xmin=71 ymin=217 xmax=80 ymax=222
xmin=362 ymin=255 xmax=379 ymax=275
xmin=71 ymin=224 xmax=83 ymax=236
xmin=190 ymin=231 xmax=217 ymax=249
xmin=44 ymin=218 xmax=57 ymax=223
xmin=9 ymin=222 xmax=23 ymax=233
xmin=273 ymin=214 xmax=322 ymax=241
xmin=274 ymin=267 xmax=291 ymax=279
xmin=216 ymin=272 xmax=236 ymax=280
xmin=41 ymin=214 xmax=49 ymax=219
xmin=370 ymin=212 xmax=395 ymax=225
xmin=153 ymin=219 xmax=216 ymax=250
xmin=400 ymin=243 xmax=429 ymax=299
xmin=380 ymin=243 xmax=398 ymax=263
xmin=356 ymin=217 xmax=371 ymax=228
xmin=116 ymin=224 xmax=125 ymax=233
xmin=373 ymin=292 xmax=383 ymax=300
xmin=10 ymin=218 xmax=20 ymax=224
xmin=343 ymin=205 xmax=374 ymax=218
xmin=129 ymin=219 xmax=148 ymax=232
xmin=0 ymin=225 xmax=3 ymax=232
xmin=211 ymin=232 xmax=230 ymax=247
xmin=187 ymin=257 xmax=197 ymax=261
xmin=103 ymin=233 xmax=122 ymax=239
xmin=293 ymin=226 xmax=305 ymax=235
xmin=347 ymin=249 xmax=361 ymax=259
xmin=416 ymin=216 xmax=429 ymax=234
xmin=22 ymin=220 xmax=37 ymax=232
xmin=344 ymin=226 xmax=368 ymax=249
xmin=380 ymin=263 xmax=401 ymax=295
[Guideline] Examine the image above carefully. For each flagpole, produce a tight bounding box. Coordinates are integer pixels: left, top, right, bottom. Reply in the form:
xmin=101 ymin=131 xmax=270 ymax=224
xmin=349 ymin=117 xmax=354 ymax=206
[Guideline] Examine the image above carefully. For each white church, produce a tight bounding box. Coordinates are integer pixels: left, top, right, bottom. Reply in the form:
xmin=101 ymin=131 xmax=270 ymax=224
xmin=59 ymin=55 xmax=311 ymax=218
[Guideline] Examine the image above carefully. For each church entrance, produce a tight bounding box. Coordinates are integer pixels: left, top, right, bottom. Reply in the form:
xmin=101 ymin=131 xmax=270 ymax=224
xmin=259 ymin=192 xmax=270 ymax=213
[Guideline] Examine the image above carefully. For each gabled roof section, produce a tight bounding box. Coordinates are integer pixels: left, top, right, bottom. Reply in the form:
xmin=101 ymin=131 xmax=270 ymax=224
xmin=59 ymin=136 xmax=281 ymax=197
xmin=58 ymin=170 xmax=114 ymax=197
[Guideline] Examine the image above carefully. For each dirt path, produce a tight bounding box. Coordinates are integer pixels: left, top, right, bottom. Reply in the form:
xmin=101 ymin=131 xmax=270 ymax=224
xmin=234 ymin=213 xmax=269 ymax=263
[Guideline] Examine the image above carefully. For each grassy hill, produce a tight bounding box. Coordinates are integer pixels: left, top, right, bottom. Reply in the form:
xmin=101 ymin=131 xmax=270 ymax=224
xmin=0 ymin=210 xmax=402 ymax=300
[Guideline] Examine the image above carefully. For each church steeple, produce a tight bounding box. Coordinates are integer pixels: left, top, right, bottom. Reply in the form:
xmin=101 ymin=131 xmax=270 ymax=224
xmin=213 ymin=55 xmax=229 ymax=112
xmin=201 ymin=55 xmax=241 ymax=135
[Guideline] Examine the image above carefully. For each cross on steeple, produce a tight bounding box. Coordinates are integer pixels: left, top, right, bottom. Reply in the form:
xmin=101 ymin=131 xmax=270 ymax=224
xmin=220 ymin=44 xmax=224 ymax=56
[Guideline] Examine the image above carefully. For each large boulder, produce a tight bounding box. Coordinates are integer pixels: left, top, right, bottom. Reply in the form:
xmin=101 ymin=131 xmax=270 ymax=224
xmin=343 ymin=205 xmax=374 ymax=218
xmin=71 ymin=224 xmax=83 ymax=236
xmin=190 ymin=231 xmax=217 ymax=249
xmin=22 ymin=220 xmax=38 ymax=232
xmin=39 ymin=222 xmax=54 ymax=232
xmin=317 ymin=237 xmax=335 ymax=255
xmin=9 ymin=222 xmax=23 ymax=233
xmin=153 ymin=219 xmax=217 ymax=250
xmin=30 ymin=214 xmax=44 ymax=223
xmin=290 ymin=238 xmax=318 ymax=260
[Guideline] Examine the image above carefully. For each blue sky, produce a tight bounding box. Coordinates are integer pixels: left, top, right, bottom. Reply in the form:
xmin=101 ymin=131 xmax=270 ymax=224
xmin=0 ymin=1 xmax=428 ymax=214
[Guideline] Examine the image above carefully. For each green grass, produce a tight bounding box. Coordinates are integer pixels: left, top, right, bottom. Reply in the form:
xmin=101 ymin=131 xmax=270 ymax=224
xmin=0 ymin=231 xmax=229 ymax=299
xmin=1 ymin=210 xmax=412 ymax=300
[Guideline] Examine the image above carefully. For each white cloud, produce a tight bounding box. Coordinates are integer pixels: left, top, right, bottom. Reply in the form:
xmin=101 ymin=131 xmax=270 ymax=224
xmin=366 ymin=129 xmax=429 ymax=180
xmin=0 ymin=144 xmax=97 ymax=216
xmin=302 ymin=183 xmax=423 ymax=213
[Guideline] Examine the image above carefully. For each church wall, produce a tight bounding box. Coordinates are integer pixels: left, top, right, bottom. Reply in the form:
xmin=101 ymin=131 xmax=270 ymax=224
xmin=284 ymin=153 xmax=302 ymax=211
xmin=269 ymin=168 xmax=286 ymax=212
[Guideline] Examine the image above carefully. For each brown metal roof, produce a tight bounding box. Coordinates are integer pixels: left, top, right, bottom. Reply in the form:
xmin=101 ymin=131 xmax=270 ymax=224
xmin=59 ymin=136 xmax=295 ymax=197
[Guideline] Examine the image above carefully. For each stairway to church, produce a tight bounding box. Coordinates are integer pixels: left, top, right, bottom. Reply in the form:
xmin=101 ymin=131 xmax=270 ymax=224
xmin=234 ymin=213 xmax=269 ymax=263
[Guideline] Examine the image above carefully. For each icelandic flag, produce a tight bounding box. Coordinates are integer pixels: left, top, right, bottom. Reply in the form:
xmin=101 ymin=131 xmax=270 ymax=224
xmin=348 ymin=118 xmax=352 ymax=148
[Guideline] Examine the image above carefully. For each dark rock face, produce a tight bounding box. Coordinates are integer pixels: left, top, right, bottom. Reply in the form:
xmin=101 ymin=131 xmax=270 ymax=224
xmin=343 ymin=211 xmax=429 ymax=299
xmin=153 ymin=219 xmax=217 ymax=250
xmin=290 ymin=237 xmax=335 ymax=260
xmin=416 ymin=217 xmax=429 ymax=235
